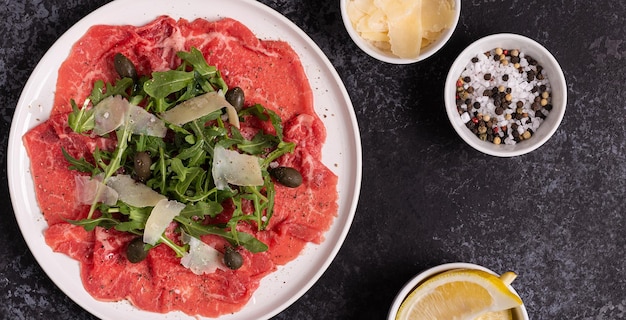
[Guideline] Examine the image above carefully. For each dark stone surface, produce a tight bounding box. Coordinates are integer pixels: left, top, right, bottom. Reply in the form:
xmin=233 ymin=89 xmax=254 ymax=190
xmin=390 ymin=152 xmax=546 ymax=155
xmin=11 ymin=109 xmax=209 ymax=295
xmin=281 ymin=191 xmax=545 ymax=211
xmin=1 ymin=1 xmax=624 ymax=319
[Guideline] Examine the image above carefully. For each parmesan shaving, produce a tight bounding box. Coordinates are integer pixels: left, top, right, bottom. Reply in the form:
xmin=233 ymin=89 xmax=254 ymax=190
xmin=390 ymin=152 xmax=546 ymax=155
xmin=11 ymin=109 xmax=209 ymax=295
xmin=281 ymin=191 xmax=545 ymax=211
xmin=93 ymin=96 xmax=127 ymax=136
xmin=143 ymin=199 xmax=185 ymax=245
xmin=75 ymin=175 xmax=118 ymax=206
xmin=161 ymin=91 xmax=240 ymax=128
xmin=106 ymin=174 xmax=167 ymax=207
xmin=212 ymin=145 xmax=263 ymax=190
xmin=93 ymin=95 xmax=167 ymax=137
xmin=347 ymin=0 xmax=456 ymax=59
xmin=180 ymin=233 xmax=227 ymax=275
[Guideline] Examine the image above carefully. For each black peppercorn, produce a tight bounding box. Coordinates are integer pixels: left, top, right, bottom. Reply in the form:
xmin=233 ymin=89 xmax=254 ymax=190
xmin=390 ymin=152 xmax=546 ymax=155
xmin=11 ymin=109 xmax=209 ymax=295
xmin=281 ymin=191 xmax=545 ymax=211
xmin=531 ymin=102 xmax=541 ymax=111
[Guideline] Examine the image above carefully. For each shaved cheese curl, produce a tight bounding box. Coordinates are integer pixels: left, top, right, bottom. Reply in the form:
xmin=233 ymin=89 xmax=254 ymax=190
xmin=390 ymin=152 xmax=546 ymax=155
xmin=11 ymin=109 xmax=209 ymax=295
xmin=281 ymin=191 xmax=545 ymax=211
xmin=75 ymin=175 xmax=118 ymax=206
xmin=106 ymin=174 xmax=167 ymax=207
xmin=212 ymin=145 xmax=263 ymax=190
xmin=180 ymin=235 xmax=227 ymax=275
xmin=143 ymin=199 xmax=185 ymax=245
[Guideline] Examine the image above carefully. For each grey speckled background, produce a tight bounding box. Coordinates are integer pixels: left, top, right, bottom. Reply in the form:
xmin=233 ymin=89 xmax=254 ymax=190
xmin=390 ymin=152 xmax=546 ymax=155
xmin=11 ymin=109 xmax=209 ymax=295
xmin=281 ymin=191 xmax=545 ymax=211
xmin=1 ymin=0 xmax=625 ymax=319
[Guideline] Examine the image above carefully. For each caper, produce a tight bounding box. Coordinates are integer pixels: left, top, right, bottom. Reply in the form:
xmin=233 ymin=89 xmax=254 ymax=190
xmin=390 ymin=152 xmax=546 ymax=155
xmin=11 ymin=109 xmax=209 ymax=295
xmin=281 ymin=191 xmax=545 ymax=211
xmin=269 ymin=166 xmax=303 ymax=188
xmin=224 ymin=247 xmax=243 ymax=270
xmin=225 ymin=86 xmax=245 ymax=112
xmin=126 ymin=237 xmax=148 ymax=263
xmin=114 ymin=53 xmax=138 ymax=81
xmin=133 ymin=151 xmax=152 ymax=182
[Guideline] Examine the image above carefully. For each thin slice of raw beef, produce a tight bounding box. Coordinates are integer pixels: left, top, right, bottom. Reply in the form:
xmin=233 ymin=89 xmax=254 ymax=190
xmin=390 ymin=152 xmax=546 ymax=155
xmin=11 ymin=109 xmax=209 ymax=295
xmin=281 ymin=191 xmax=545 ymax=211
xmin=24 ymin=16 xmax=338 ymax=318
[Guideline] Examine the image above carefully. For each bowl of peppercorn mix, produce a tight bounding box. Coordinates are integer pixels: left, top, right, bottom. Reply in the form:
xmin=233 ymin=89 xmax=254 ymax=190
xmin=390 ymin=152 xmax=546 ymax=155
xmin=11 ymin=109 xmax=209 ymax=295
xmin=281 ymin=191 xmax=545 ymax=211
xmin=444 ymin=33 xmax=566 ymax=157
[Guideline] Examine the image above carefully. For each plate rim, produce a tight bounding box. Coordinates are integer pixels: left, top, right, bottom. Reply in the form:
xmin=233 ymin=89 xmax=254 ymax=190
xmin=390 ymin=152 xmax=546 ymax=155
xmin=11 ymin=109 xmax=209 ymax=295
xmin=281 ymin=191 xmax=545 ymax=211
xmin=7 ymin=0 xmax=362 ymax=319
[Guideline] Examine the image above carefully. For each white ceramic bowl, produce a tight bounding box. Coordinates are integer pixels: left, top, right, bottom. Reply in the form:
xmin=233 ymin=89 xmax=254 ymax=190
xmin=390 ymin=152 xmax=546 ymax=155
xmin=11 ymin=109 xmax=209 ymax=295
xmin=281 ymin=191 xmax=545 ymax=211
xmin=387 ymin=262 xmax=529 ymax=320
xmin=340 ymin=0 xmax=461 ymax=64
xmin=444 ymin=33 xmax=567 ymax=157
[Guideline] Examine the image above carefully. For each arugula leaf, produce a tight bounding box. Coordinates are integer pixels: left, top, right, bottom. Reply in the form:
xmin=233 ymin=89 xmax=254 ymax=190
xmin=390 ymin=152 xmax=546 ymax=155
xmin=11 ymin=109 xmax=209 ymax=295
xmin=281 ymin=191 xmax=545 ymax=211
xmin=240 ymin=104 xmax=286 ymax=140
xmin=180 ymin=201 xmax=223 ymax=219
xmin=143 ymin=70 xmax=195 ymax=100
xmin=66 ymin=216 xmax=119 ymax=231
xmin=61 ymin=148 xmax=98 ymax=174
xmin=66 ymin=48 xmax=298 ymax=259
xmin=68 ymin=99 xmax=95 ymax=133
xmin=89 ymin=78 xmax=134 ymax=105
xmin=177 ymin=48 xmax=218 ymax=78
xmin=261 ymin=141 xmax=296 ymax=169
xmin=175 ymin=215 xmax=268 ymax=253
xmin=112 ymin=202 xmax=151 ymax=234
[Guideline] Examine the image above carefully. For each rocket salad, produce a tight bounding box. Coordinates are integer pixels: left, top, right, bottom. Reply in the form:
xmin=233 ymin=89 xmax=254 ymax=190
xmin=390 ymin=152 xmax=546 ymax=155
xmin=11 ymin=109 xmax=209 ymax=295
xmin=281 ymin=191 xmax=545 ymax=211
xmin=62 ymin=47 xmax=298 ymax=271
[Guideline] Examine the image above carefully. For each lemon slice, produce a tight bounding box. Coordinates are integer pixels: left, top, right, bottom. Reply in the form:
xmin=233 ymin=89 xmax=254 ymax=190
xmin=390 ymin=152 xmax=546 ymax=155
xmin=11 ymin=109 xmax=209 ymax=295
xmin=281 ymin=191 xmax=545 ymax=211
xmin=396 ymin=269 xmax=522 ymax=320
xmin=476 ymin=309 xmax=513 ymax=320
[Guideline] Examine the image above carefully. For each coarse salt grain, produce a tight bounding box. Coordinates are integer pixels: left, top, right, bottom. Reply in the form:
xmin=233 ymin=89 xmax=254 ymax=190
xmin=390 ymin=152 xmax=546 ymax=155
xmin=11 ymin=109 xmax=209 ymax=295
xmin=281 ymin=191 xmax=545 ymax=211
xmin=454 ymin=48 xmax=553 ymax=144
xmin=460 ymin=112 xmax=471 ymax=123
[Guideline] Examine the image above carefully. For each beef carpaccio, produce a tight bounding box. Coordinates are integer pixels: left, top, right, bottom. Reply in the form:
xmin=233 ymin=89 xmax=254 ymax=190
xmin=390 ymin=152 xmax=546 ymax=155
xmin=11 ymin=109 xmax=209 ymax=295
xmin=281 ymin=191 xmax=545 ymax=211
xmin=23 ymin=16 xmax=338 ymax=317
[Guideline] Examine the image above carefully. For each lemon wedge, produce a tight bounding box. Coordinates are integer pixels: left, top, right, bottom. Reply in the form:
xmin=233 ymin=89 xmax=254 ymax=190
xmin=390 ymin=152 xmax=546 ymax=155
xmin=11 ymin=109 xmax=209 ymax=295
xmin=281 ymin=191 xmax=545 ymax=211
xmin=396 ymin=269 xmax=522 ymax=320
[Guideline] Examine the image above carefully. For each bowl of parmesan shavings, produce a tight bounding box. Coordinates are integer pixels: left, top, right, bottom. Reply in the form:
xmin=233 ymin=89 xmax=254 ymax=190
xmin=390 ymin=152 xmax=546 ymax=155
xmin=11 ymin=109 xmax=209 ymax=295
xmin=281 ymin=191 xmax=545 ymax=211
xmin=341 ymin=0 xmax=460 ymax=64
xmin=444 ymin=33 xmax=567 ymax=157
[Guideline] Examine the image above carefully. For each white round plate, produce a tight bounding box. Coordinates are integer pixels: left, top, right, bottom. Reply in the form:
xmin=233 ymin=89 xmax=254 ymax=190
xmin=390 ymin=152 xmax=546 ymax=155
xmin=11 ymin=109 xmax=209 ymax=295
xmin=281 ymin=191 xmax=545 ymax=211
xmin=7 ymin=0 xmax=362 ymax=319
